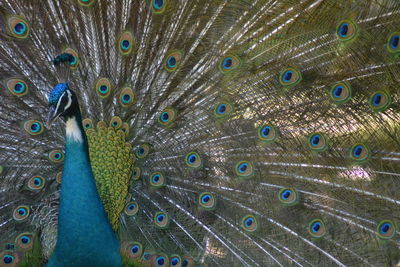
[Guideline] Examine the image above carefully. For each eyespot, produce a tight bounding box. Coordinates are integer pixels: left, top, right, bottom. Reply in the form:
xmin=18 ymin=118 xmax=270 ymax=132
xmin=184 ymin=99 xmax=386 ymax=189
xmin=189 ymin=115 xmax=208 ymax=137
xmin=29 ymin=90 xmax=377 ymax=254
xmin=279 ymin=67 xmax=302 ymax=87
xmin=330 ymin=81 xmax=352 ymax=104
xmin=185 ymin=152 xmax=202 ymax=168
xmin=15 ymin=233 xmax=34 ymax=251
xmin=124 ymin=201 xmax=139 ymax=216
xmin=219 ymin=55 xmax=240 ymax=73
xmin=198 ymin=192 xmax=216 ymax=210
xmin=95 ymin=78 xmax=112 ymax=98
xmin=308 ymin=219 xmax=326 ymax=238
xmin=2 ymin=254 xmax=17 ymax=265
xmin=158 ymin=108 xmax=177 ymax=127
xmin=336 ymin=19 xmax=357 ymax=41
xmin=214 ymin=101 xmax=233 ymax=118
xmin=235 ymin=161 xmax=254 ymax=178
xmin=13 ymin=206 xmax=30 ymax=221
xmin=82 ymin=118 xmax=93 ymax=130
xmin=241 ymin=215 xmax=258 ymax=232
xmin=7 ymin=16 xmax=30 ymax=39
xmin=257 ymin=123 xmax=278 ymax=143
xmin=119 ymin=87 xmax=135 ymax=108
xmin=23 ymin=120 xmax=44 ymax=136
xmin=27 ymin=176 xmax=46 ymax=191
xmin=77 ymin=0 xmax=96 ymax=7
xmin=63 ymin=47 xmax=79 ymax=69
xmin=307 ymin=133 xmax=328 ymax=152
xmin=181 ymin=257 xmax=194 ymax=267
xmin=136 ymin=143 xmax=151 ymax=159
xmin=350 ymin=144 xmax=370 ymax=162
xmin=123 ymin=241 xmax=143 ymax=259
xmin=376 ymin=220 xmax=396 ymax=239
xmin=152 ymin=0 xmax=167 ymax=14
xmin=164 ymin=51 xmax=183 ymax=71
xmin=154 ymin=254 xmax=169 ymax=267
xmin=278 ymin=188 xmax=299 ymax=206
xmin=142 ymin=251 xmax=154 ymax=262
xmin=110 ymin=116 xmax=123 ymax=129
xmin=170 ymin=255 xmax=182 ymax=267
xmin=56 ymin=171 xmax=62 ymax=184
xmin=387 ymin=32 xmax=400 ymax=54
xmin=154 ymin=211 xmax=169 ymax=228
xmin=48 ymin=149 xmax=64 ymax=163
xmin=149 ymin=171 xmax=166 ymax=188
xmin=132 ymin=167 xmax=141 ymax=181
xmin=118 ymin=31 xmax=135 ymax=56
xmin=121 ymin=122 xmax=130 ymax=137
xmin=368 ymin=91 xmax=391 ymax=112
xmin=6 ymin=79 xmax=29 ymax=96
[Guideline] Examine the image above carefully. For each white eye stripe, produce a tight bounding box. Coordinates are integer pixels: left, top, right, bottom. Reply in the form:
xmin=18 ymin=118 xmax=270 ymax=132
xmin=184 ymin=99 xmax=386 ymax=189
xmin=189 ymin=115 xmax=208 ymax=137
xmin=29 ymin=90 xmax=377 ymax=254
xmin=55 ymin=90 xmax=72 ymax=114
xmin=64 ymin=90 xmax=72 ymax=110
xmin=55 ymin=91 xmax=66 ymax=113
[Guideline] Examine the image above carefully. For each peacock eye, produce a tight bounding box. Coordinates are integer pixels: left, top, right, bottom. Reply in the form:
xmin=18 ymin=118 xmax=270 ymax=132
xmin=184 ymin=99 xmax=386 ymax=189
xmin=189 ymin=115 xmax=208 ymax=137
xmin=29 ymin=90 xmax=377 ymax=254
xmin=154 ymin=211 xmax=169 ymax=228
xmin=125 ymin=242 xmax=143 ymax=259
xmin=387 ymin=32 xmax=400 ymax=54
xmin=241 ymin=215 xmax=258 ymax=232
xmin=13 ymin=206 xmax=30 ymax=221
xmin=8 ymin=16 xmax=30 ymax=39
xmin=82 ymin=118 xmax=93 ymax=130
xmin=28 ymin=176 xmax=46 ymax=191
xmin=235 ymin=161 xmax=254 ymax=178
xmin=95 ymin=78 xmax=112 ymax=98
xmin=279 ymin=67 xmax=302 ymax=87
xmin=185 ymin=152 xmax=202 ymax=168
xmin=308 ymin=219 xmax=326 ymax=238
xmin=2 ymin=255 xmax=14 ymax=264
xmin=124 ymin=201 xmax=139 ymax=216
xmin=198 ymin=192 xmax=216 ymax=210
xmin=214 ymin=101 xmax=233 ymax=118
xmin=336 ymin=20 xmax=357 ymax=41
xmin=158 ymin=108 xmax=177 ymax=126
xmin=49 ymin=149 xmax=64 ymax=163
xmin=307 ymin=133 xmax=328 ymax=152
xmin=368 ymin=91 xmax=391 ymax=112
xmin=110 ymin=116 xmax=123 ymax=129
xmin=149 ymin=172 xmax=166 ymax=188
xmin=350 ymin=144 xmax=370 ymax=162
xmin=119 ymin=87 xmax=135 ymax=107
xmin=219 ymin=55 xmax=240 ymax=73
xmin=23 ymin=120 xmax=44 ymax=136
xmin=170 ymin=255 xmax=181 ymax=266
xmin=118 ymin=31 xmax=135 ymax=55
xmin=152 ymin=0 xmax=167 ymax=13
xmin=154 ymin=255 xmax=169 ymax=266
xmin=377 ymin=220 xmax=396 ymax=239
xmin=329 ymin=81 xmax=352 ymax=104
xmin=279 ymin=187 xmax=299 ymax=205
xmin=257 ymin=123 xmax=278 ymax=143
xmin=16 ymin=232 xmax=34 ymax=251
xmin=132 ymin=167 xmax=141 ymax=180
xmin=164 ymin=50 xmax=183 ymax=72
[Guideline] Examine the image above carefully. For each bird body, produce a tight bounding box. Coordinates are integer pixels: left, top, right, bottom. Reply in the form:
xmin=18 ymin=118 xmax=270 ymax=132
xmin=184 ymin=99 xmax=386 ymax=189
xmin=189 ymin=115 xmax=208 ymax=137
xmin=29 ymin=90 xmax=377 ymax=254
xmin=45 ymin=83 xmax=121 ymax=267
xmin=0 ymin=0 xmax=400 ymax=266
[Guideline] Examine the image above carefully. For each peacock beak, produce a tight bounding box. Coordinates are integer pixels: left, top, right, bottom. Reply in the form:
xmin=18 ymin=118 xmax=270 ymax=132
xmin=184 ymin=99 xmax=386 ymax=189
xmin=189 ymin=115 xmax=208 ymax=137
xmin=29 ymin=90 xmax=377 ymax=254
xmin=46 ymin=106 xmax=61 ymax=129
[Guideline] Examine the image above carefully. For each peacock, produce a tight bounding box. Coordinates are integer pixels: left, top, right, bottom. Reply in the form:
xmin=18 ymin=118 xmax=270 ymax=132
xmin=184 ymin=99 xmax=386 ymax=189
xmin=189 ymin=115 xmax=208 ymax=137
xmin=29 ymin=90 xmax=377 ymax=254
xmin=0 ymin=0 xmax=400 ymax=266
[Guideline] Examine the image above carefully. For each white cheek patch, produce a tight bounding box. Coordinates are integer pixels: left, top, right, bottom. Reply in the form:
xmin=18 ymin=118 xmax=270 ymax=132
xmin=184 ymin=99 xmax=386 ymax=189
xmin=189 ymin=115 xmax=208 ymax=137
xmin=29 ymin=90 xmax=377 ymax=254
xmin=66 ymin=117 xmax=83 ymax=143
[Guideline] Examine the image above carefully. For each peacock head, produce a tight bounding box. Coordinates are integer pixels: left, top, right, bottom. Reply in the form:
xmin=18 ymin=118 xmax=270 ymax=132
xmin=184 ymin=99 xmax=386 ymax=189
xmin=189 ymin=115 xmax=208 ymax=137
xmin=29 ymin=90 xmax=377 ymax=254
xmin=46 ymin=83 xmax=79 ymax=128
xmin=46 ymin=53 xmax=79 ymax=128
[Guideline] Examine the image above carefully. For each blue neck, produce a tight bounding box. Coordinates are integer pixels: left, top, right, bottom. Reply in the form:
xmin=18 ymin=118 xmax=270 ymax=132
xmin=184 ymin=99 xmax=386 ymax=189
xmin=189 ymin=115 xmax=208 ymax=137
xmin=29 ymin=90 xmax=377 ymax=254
xmin=47 ymin=112 xmax=121 ymax=267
